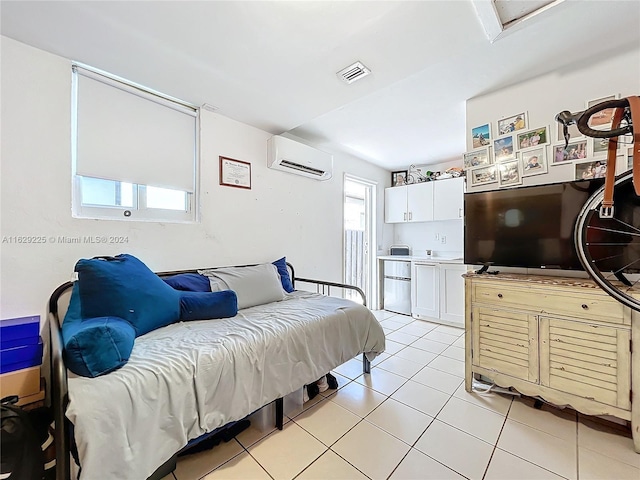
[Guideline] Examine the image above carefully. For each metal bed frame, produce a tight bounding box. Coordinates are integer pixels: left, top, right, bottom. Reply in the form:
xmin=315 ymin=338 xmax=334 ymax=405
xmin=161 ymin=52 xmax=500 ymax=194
xmin=48 ymin=263 xmax=370 ymax=480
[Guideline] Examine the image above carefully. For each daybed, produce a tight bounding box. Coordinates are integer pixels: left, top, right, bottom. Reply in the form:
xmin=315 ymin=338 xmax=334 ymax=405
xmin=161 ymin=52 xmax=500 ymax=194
xmin=48 ymin=258 xmax=386 ymax=480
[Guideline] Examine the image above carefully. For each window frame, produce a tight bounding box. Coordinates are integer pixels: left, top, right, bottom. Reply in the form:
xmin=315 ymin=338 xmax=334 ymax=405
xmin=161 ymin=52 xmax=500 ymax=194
xmin=71 ymin=63 xmax=200 ymax=223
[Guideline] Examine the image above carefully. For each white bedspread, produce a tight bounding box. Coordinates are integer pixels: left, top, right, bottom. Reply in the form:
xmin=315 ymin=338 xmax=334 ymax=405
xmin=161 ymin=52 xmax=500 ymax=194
xmin=66 ymin=291 xmax=386 ymax=479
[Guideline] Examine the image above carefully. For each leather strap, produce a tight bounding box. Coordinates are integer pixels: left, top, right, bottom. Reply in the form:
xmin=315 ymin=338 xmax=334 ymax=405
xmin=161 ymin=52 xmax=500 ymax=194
xmin=602 ymin=95 xmax=640 ymax=214
xmin=629 ymin=96 xmax=640 ymax=195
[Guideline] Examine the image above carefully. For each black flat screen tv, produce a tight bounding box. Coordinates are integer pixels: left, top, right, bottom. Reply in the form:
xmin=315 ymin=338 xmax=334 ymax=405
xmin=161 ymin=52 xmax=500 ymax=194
xmin=464 ymin=178 xmax=605 ymax=270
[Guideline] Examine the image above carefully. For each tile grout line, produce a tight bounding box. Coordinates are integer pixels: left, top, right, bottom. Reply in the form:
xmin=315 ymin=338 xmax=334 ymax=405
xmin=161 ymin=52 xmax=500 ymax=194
xmin=481 ymin=395 xmax=513 ymax=480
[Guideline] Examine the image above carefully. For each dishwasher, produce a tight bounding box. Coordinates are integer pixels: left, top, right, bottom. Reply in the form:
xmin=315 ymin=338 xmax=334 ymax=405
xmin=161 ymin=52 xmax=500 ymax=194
xmin=383 ymin=259 xmax=412 ymax=315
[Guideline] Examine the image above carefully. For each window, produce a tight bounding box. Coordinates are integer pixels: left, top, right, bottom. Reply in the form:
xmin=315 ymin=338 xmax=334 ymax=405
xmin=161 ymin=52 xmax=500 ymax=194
xmin=72 ymin=64 xmax=198 ymax=222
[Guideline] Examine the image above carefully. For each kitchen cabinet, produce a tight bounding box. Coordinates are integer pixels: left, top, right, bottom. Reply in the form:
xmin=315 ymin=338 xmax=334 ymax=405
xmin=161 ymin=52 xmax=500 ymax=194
xmin=434 ymin=177 xmax=464 ymax=221
xmin=465 ymin=272 xmax=639 ymax=452
xmin=438 ymin=263 xmax=467 ymax=326
xmin=411 ymin=262 xmax=439 ymax=319
xmin=384 ymin=183 xmax=434 ymax=223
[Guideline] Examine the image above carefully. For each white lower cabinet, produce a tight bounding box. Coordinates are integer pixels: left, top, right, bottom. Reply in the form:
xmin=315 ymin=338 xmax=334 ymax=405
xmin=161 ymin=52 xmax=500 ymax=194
xmin=411 ymin=262 xmax=467 ymax=326
xmin=411 ymin=263 xmax=439 ymax=319
xmin=438 ymin=263 xmax=467 ymax=327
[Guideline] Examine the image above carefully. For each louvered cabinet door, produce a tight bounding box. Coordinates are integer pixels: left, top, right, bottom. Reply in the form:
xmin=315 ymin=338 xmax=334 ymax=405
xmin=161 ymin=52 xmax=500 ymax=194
xmin=472 ymin=306 xmax=539 ymax=383
xmin=540 ymin=317 xmax=631 ymax=410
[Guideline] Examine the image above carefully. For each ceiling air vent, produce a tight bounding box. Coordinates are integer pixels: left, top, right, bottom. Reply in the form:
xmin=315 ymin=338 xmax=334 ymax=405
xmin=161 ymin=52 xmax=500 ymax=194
xmin=337 ymin=61 xmax=371 ymax=84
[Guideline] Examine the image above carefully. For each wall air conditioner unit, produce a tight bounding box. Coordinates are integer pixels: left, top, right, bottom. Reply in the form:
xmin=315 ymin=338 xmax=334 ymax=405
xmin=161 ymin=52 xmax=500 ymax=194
xmin=267 ymin=135 xmax=333 ymax=181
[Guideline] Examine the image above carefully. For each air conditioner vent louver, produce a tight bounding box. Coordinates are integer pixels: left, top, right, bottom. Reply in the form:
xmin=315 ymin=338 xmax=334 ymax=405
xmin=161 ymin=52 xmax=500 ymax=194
xmin=337 ymin=61 xmax=371 ymax=84
xmin=280 ymin=160 xmax=325 ymax=176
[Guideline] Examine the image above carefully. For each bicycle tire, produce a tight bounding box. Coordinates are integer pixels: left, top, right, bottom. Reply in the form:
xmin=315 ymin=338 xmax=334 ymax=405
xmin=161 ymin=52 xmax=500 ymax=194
xmin=575 ymin=171 xmax=640 ymax=311
xmin=577 ymin=98 xmax=632 ymax=139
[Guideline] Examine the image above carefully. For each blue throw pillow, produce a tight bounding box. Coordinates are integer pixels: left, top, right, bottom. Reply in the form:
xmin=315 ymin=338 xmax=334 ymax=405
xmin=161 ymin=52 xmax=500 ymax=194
xmin=163 ymin=273 xmax=211 ymax=292
xmin=179 ymin=291 xmax=238 ymax=321
xmin=62 ymin=284 xmax=136 ymax=377
xmin=75 ymin=254 xmax=181 ymax=337
xmin=272 ymin=257 xmax=294 ymax=293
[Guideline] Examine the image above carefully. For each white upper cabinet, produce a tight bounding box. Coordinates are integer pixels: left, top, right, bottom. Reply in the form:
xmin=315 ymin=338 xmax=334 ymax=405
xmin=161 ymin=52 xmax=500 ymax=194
xmin=434 ymin=177 xmax=464 ymax=221
xmin=385 ymin=177 xmax=463 ymax=224
xmin=384 ymin=183 xmax=434 ymax=223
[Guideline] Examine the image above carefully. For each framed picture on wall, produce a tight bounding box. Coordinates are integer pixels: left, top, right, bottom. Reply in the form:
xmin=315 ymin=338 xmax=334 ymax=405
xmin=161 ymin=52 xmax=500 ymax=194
xmin=552 ymin=139 xmax=587 ymax=164
xmin=497 ymin=112 xmax=527 ymax=136
xmin=391 ymin=170 xmax=408 ymax=187
xmin=591 ymin=137 xmax=609 ymax=157
xmin=585 ymin=95 xmax=618 ymax=130
xmin=493 ymin=135 xmax=515 ymax=162
xmin=471 ymin=123 xmax=491 ymax=149
xmin=469 ymin=165 xmax=497 ymax=186
xmin=516 ymin=126 xmax=549 ymax=150
xmin=498 ymin=159 xmax=522 ymax=187
xmin=575 ymin=160 xmax=607 ymax=180
xmin=220 ymin=156 xmax=251 ymax=189
xmin=628 ymin=147 xmax=634 ymax=171
xmin=521 ymin=147 xmax=548 ymax=177
xmin=556 ymin=121 xmax=583 ymax=143
xmin=463 ymin=147 xmax=491 ymax=170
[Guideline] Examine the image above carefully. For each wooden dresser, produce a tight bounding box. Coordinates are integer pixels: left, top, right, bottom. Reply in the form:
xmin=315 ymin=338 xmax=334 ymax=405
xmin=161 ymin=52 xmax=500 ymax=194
xmin=463 ymin=272 xmax=639 ymax=452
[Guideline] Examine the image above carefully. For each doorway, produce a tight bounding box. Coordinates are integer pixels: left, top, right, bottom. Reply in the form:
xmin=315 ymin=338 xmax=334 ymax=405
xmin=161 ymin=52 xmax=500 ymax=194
xmin=344 ymin=175 xmax=377 ymax=307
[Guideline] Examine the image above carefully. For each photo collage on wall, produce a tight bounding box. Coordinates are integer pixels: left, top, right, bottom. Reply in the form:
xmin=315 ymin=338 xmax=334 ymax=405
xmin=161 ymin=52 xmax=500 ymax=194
xmin=464 ymin=94 xmax=630 ymax=188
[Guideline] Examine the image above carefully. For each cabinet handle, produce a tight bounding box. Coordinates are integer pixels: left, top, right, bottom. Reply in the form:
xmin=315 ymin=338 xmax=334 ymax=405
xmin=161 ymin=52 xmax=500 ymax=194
xmin=404 ymin=212 xmax=407 ymax=221
xmin=409 ymin=212 xmax=412 ymax=221
xmin=497 ymin=293 xmax=503 ymax=298
xmin=582 ymin=304 xmax=589 ymax=310
xmin=459 ymin=207 xmax=463 ymax=218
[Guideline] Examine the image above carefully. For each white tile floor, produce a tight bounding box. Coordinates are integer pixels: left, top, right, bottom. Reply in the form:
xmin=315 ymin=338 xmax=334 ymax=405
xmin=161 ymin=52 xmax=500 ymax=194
xmin=164 ymin=310 xmax=639 ymax=480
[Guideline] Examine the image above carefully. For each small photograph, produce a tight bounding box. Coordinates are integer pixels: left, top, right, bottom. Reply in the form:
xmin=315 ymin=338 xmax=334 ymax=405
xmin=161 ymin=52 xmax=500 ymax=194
xmin=575 ymin=160 xmax=607 ymax=180
xmin=493 ymin=135 xmax=515 ymax=162
xmin=556 ymin=122 xmax=583 ymax=143
xmin=463 ymin=147 xmax=491 ymax=170
xmin=552 ymin=140 xmax=587 ymax=164
xmin=498 ymin=159 xmax=522 ymax=187
xmin=521 ymin=147 xmax=548 ymax=177
xmin=391 ymin=170 xmax=408 ymax=187
xmin=628 ymin=146 xmax=634 ymax=171
xmin=497 ymin=112 xmax=527 ymax=136
xmin=516 ymin=126 xmax=548 ymax=150
xmin=470 ymin=165 xmax=498 ymax=186
xmin=586 ymin=95 xmax=617 ymax=128
xmin=592 ymin=137 xmax=609 ymax=156
xmin=471 ymin=123 xmax=491 ymax=148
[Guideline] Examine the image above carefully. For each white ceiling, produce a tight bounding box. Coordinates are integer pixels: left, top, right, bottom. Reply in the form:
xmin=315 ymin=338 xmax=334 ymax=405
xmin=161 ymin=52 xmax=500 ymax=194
xmin=1 ymin=1 xmax=639 ymax=170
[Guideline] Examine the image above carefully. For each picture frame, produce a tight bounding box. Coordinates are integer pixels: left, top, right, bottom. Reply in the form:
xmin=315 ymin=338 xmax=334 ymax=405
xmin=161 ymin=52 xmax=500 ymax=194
xmin=391 ymin=170 xmax=408 ymax=187
xmin=497 ymin=112 xmax=527 ymax=136
xmin=574 ymin=159 xmax=607 ymax=180
xmin=471 ymin=123 xmax=491 ymax=149
xmin=463 ymin=147 xmax=491 ymax=170
xmin=469 ymin=165 xmax=498 ymax=186
xmin=493 ymin=135 xmax=515 ymax=162
xmin=498 ymin=159 xmax=522 ymax=187
xmin=585 ymin=95 xmax=618 ymax=130
xmin=552 ymin=140 xmax=587 ymax=164
xmin=220 ymin=156 xmax=251 ymax=189
xmin=521 ymin=147 xmax=548 ymax=177
xmin=556 ymin=121 xmax=583 ymax=143
xmin=591 ymin=137 xmax=609 ymax=157
xmin=628 ymin=146 xmax=634 ymax=171
xmin=516 ymin=126 xmax=549 ymax=150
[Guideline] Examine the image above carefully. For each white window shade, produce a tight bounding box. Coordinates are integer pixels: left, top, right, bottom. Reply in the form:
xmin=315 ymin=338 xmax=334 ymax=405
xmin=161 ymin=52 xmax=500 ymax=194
xmin=75 ymin=68 xmax=196 ymax=192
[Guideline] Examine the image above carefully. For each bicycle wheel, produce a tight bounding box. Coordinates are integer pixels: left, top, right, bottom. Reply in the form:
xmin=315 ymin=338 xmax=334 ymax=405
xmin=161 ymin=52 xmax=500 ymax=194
xmin=577 ymin=98 xmax=632 ymax=139
xmin=575 ymin=171 xmax=640 ymax=311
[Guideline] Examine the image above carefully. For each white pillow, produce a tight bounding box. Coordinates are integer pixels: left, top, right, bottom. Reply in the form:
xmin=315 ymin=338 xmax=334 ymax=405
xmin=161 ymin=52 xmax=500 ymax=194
xmin=199 ymin=264 xmax=285 ymax=309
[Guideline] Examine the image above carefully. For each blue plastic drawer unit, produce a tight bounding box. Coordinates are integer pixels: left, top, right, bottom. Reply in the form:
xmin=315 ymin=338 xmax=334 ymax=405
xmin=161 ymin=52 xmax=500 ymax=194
xmin=0 ymin=315 xmax=40 ymax=349
xmin=0 ymin=337 xmax=44 ymax=374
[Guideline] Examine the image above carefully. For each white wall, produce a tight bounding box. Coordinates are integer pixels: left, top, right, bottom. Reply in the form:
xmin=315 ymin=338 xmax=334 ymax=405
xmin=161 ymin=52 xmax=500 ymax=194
xmin=0 ymin=36 xmax=393 ymax=331
xmin=394 ymin=220 xmax=463 ymax=258
xmin=466 ymin=47 xmax=640 ymax=193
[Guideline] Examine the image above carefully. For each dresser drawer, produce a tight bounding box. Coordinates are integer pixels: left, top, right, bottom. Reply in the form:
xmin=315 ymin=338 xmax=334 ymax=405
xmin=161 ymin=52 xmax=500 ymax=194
xmin=472 ymin=283 xmax=626 ymax=325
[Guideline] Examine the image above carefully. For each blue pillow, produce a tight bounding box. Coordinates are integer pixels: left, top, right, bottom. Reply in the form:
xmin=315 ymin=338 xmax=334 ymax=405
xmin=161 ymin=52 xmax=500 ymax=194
xmin=163 ymin=273 xmax=211 ymax=292
xmin=179 ymin=291 xmax=238 ymax=321
xmin=272 ymin=257 xmax=294 ymax=293
xmin=62 ymin=284 xmax=136 ymax=377
xmin=75 ymin=254 xmax=181 ymax=337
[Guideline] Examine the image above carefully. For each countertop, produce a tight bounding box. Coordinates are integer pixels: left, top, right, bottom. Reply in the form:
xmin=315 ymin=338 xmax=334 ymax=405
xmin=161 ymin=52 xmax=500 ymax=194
xmin=377 ymin=255 xmax=464 ymax=264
